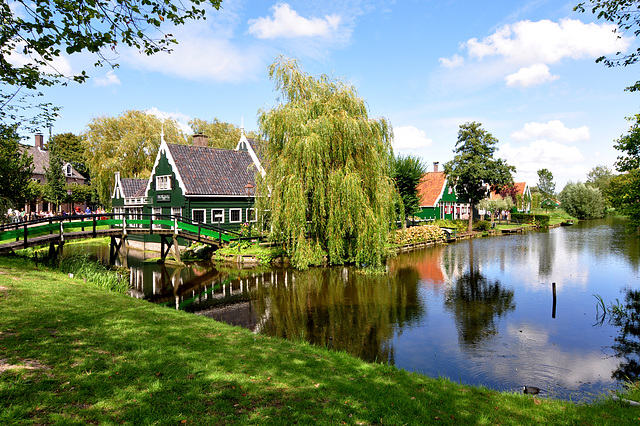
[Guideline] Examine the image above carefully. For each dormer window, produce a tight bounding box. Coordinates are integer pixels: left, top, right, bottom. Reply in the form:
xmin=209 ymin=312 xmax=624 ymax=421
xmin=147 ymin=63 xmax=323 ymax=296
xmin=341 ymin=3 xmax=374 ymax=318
xmin=65 ymin=164 xmax=72 ymax=177
xmin=156 ymin=175 xmax=172 ymax=191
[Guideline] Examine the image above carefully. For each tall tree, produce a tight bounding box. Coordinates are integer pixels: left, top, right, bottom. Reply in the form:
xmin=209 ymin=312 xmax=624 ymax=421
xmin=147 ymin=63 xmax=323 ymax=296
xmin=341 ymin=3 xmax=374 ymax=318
xmin=537 ymin=168 xmax=556 ymax=199
xmin=392 ymin=154 xmax=427 ymax=219
xmin=608 ymin=170 xmax=640 ymax=233
xmin=559 ymin=182 xmax=605 ymax=219
xmin=188 ymin=118 xmax=259 ymax=150
xmin=82 ymin=110 xmax=186 ymax=207
xmin=575 ymin=1 xmax=640 ymax=91
xmin=613 ymin=113 xmax=640 ymax=172
xmin=44 ymin=152 xmax=66 ymax=212
xmin=0 ymin=124 xmax=33 ymax=220
xmin=1 ymin=0 xmax=222 ymax=129
xmin=49 ymin=132 xmax=88 ymax=178
xmin=444 ymin=122 xmax=515 ymax=233
xmin=587 ymin=165 xmax=616 ymax=208
xmin=257 ymin=56 xmax=398 ymax=270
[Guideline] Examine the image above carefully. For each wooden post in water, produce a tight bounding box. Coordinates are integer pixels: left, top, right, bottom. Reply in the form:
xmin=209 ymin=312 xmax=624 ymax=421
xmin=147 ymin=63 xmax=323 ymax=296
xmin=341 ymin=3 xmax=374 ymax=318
xmin=552 ymin=282 xmax=557 ymax=319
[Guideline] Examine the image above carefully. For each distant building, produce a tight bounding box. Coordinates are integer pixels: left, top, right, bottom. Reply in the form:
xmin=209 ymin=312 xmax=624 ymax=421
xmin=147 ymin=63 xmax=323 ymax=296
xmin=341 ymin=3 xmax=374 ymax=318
xmin=20 ymin=133 xmax=87 ymax=215
xmin=415 ymin=162 xmax=471 ymax=220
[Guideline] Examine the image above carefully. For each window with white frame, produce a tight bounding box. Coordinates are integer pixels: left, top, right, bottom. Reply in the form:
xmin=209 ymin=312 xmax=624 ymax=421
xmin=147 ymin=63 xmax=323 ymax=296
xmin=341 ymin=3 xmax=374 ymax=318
xmin=211 ymin=209 xmax=224 ymax=223
xmin=192 ymin=209 xmax=205 ymax=224
xmin=246 ymin=208 xmax=257 ymax=222
xmin=171 ymin=207 xmax=182 ymax=220
xmin=156 ymin=175 xmax=172 ymax=191
xmin=152 ymin=207 xmax=162 ymax=229
xmin=229 ymin=208 xmax=241 ymax=223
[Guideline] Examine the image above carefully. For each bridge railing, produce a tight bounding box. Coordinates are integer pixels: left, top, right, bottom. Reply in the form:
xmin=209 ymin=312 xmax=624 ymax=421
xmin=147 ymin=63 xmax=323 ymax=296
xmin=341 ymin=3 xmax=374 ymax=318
xmin=0 ymin=213 xmax=249 ymax=248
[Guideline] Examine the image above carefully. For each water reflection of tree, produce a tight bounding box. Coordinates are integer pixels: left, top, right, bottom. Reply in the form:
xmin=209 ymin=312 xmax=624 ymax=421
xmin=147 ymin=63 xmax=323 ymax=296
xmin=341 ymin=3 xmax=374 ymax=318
xmin=606 ymin=289 xmax=640 ymax=382
xmin=444 ymin=268 xmax=515 ymax=346
xmin=252 ymin=266 xmax=423 ymax=364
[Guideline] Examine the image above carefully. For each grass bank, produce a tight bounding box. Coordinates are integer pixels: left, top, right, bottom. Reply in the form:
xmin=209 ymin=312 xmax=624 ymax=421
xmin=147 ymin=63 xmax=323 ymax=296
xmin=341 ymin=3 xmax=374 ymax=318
xmin=1 ymin=255 xmax=638 ymax=425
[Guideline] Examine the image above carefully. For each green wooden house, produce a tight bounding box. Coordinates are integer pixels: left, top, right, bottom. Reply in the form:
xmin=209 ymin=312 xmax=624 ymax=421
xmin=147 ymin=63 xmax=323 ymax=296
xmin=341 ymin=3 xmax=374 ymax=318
xmin=111 ymin=132 xmax=264 ymax=245
xmin=414 ymin=163 xmax=471 ymax=221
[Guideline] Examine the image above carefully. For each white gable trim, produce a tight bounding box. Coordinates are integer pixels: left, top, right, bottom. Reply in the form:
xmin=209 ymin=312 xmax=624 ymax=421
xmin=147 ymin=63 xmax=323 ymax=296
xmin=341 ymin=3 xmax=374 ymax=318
xmin=145 ymin=139 xmax=188 ymax=197
xmin=112 ymin=171 xmax=122 ymax=199
xmin=235 ymin=132 xmax=265 ymax=177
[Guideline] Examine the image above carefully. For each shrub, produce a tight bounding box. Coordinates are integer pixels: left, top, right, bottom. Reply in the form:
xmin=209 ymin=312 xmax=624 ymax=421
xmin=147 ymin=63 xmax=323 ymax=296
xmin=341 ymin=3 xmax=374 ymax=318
xmin=474 ymin=220 xmax=491 ymax=231
xmin=391 ymin=225 xmax=445 ymax=245
xmin=511 ymin=213 xmax=550 ymax=227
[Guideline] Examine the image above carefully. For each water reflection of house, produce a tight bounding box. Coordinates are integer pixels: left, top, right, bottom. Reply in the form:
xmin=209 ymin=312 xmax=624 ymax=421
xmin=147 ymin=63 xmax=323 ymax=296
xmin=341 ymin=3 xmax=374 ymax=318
xmin=415 ymin=162 xmax=471 ymax=220
xmin=388 ymin=244 xmax=452 ymax=293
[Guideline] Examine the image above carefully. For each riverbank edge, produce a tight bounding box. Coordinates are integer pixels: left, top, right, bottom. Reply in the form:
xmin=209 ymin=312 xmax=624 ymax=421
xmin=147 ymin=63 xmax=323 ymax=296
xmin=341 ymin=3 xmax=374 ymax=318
xmin=0 ymin=255 xmax=638 ymax=425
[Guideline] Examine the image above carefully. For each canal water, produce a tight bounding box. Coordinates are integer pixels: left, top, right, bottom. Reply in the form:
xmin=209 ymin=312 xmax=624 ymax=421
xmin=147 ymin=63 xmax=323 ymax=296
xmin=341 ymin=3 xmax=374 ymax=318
xmin=72 ymin=217 xmax=640 ymax=401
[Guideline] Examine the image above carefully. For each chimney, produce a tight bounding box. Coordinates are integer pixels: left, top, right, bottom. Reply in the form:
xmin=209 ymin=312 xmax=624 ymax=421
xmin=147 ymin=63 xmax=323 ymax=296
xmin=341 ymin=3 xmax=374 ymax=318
xmin=193 ymin=133 xmax=209 ymax=147
xmin=35 ymin=133 xmax=44 ymax=150
xmin=433 ymin=162 xmax=439 ymax=173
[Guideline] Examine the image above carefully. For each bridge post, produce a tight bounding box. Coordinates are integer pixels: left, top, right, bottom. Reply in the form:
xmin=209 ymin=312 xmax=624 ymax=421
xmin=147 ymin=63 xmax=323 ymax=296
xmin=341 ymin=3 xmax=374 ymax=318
xmin=23 ymin=222 xmax=27 ymax=248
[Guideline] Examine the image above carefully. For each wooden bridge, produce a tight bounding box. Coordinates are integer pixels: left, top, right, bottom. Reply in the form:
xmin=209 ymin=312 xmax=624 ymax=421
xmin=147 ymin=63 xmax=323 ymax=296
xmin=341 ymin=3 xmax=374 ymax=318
xmin=0 ymin=213 xmax=240 ymax=263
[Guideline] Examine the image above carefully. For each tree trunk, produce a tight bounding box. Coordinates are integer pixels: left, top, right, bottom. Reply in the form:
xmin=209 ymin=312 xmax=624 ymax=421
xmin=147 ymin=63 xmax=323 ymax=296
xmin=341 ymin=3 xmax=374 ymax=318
xmin=468 ymin=201 xmax=474 ymax=233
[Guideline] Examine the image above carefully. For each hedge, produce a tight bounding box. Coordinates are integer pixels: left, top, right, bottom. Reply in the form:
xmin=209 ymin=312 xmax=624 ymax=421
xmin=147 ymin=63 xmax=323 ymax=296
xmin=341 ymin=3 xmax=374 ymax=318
xmin=511 ymin=212 xmax=550 ymax=227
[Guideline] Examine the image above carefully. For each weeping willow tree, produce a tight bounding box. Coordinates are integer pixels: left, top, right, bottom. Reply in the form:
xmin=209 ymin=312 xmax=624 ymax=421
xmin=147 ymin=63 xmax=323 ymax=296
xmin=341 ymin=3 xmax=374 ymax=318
xmin=257 ymin=56 xmax=398 ymax=270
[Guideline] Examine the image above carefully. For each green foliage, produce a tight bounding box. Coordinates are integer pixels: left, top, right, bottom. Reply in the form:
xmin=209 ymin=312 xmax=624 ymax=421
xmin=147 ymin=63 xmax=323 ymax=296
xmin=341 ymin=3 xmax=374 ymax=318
xmin=433 ymin=219 xmax=468 ymax=233
xmin=58 ymin=254 xmax=129 ymax=293
xmin=43 ymin=152 xmax=66 ymax=211
xmin=0 ymin=124 xmax=33 ymax=219
xmin=1 ymin=0 xmax=221 ymax=128
xmin=257 ymin=56 xmax=397 ymax=269
xmin=607 ymin=169 xmax=640 ymax=233
xmin=473 ymin=220 xmax=491 ymax=231
xmin=537 ymin=168 xmax=556 ymax=198
xmin=49 ymin=132 xmax=88 ymax=177
xmin=24 ymin=180 xmax=44 ymax=205
xmin=82 ymin=110 xmax=187 ymax=207
xmin=613 ymin=114 xmax=640 ymax=172
xmin=477 ymin=197 xmax=514 ymax=220
xmin=559 ymin=182 xmax=605 ymax=220
xmin=391 ymin=225 xmax=445 ymax=245
xmin=444 ymin=122 xmax=515 ymax=232
xmin=65 ymin=183 xmax=97 ymax=205
xmin=188 ymin=118 xmax=257 ymax=150
xmin=511 ymin=212 xmax=550 ymax=227
xmin=575 ymin=1 xmax=640 ymax=91
xmin=392 ymin=154 xmax=426 ymax=218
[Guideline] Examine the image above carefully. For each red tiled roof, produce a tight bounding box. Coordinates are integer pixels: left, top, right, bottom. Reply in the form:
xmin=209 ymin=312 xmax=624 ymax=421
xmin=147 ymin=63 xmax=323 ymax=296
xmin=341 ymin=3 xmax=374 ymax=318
xmin=514 ymin=182 xmax=527 ymax=195
xmin=491 ymin=182 xmax=527 ymax=199
xmin=417 ymin=172 xmax=446 ymax=207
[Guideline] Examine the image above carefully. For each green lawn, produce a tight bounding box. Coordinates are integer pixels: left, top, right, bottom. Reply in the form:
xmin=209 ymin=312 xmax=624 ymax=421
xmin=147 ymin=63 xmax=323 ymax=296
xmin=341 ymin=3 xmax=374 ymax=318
xmin=1 ymin=255 xmax=639 ymax=424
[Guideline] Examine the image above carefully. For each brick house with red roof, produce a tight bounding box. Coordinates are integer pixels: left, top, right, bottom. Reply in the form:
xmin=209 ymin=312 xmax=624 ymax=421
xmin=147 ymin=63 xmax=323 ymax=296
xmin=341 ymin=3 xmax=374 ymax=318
xmin=415 ymin=162 xmax=471 ymax=220
xmin=20 ymin=133 xmax=88 ymax=215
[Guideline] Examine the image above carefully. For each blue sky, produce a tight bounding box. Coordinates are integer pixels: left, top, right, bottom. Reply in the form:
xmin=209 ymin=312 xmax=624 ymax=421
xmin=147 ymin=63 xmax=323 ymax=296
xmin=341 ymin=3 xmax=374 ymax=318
xmin=15 ymin=0 xmax=640 ymax=189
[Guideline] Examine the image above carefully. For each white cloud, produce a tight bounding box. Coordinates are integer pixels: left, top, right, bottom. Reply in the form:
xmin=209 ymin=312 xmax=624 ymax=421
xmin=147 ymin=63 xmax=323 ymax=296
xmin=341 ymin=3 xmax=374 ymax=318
xmin=6 ymin=41 xmax=73 ymax=78
xmin=93 ymin=70 xmax=121 ymax=87
xmin=505 ymin=64 xmax=559 ymax=87
xmin=465 ymin=19 xmax=630 ymax=66
xmin=439 ymin=54 xmax=464 ymax=69
xmin=121 ymin=25 xmax=264 ymax=83
xmin=248 ymin=3 xmax=342 ymax=39
xmin=511 ymin=120 xmax=590 ymax=143
xmin=393 ymin=125 xmax=433 ymax=151
xmin=145 ymin=108 xmax=192 ymax=135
